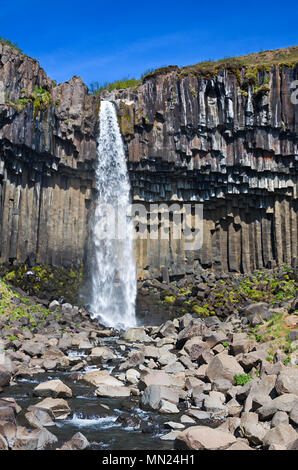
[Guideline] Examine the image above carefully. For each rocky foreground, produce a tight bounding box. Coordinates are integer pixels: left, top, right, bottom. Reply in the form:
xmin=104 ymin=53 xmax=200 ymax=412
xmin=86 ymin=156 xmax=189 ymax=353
xmin=0 ymin=269 xmax=297 ymax=450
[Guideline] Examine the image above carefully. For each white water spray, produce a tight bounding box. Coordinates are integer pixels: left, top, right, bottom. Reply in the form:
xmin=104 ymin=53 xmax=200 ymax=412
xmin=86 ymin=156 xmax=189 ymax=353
xmin=90 ymin=100 xmax=137 ymax=329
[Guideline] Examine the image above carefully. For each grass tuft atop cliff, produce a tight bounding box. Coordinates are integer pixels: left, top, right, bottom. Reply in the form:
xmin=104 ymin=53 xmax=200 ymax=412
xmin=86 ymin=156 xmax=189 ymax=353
xmin=142 ymin=46 xmax=298 ymax=81
xmin=0 ymin=36 xmax=22 ymax=53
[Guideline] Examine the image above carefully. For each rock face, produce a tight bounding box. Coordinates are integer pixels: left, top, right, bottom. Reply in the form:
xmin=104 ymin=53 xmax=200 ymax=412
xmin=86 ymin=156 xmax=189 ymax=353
xmin=0 ymin=44 xmax=297 ymax=277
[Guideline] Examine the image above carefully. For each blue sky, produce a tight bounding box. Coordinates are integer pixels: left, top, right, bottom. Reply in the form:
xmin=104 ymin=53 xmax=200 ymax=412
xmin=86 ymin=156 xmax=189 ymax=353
xmin=1 ymin=0 xmax=297 ymax=87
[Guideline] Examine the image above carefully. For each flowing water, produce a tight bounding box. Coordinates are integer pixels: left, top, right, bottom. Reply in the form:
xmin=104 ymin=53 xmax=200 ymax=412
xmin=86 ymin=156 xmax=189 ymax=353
xmin=90 ymin=100 xmax=137 ymax=329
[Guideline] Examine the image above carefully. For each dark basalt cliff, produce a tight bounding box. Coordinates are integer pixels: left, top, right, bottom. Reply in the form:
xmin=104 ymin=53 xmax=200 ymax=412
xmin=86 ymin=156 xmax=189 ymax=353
xmin=0 ymin=44 xmax=297 ymax=279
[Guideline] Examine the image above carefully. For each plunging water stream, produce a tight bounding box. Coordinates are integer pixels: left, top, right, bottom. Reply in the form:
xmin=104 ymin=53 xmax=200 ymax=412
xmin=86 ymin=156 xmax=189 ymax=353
xmin=90 ymin=100 xmax=136 ymax=329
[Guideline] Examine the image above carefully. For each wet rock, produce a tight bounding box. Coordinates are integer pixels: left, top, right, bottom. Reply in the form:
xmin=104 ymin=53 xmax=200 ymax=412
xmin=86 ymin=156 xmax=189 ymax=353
xmin=32 ymin=398 xmax=71 ymax=419
xmin=12 ymin=426 xmax=57 ymax=450
xmin=25 ymin=408 xmax=55 ymax=428
xmin=159 ymin=400 xmax=179 ymax=414
xmin=175 ymin=426 xmax=236 ymax=450
xmin=0 ymin=405 xmax=16 ymax=425
xmin=160 ymin=430 xmax=181 ymax=441
xmin=125 ymin=369 xmax=140 ymax=384
xmin=0 ymin=433 xmax=8 ymax=450
xmin=0 ymin=420 xmax=17 ymax=447
xmin=33 ymin=379 xmax=72 ymax=399
xmin=164 ymin=421 xmax=185 ymax=430
xmin=95 ymin=385 xmax=131 ymax=398
xmin=80 ymin=370 xmax=124 ymax=388
xmin=89 ymin=347 xmax=116 ymax=363
xmin=60 ymin=432 xmax=90 ymax=450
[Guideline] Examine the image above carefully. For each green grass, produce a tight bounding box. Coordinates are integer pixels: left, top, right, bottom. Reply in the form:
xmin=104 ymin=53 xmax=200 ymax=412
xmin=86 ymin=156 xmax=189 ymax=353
xmin=0 ymin=36 xmax=22 ymax=53
xmin=234 ymin=374 xmax=252 ymax=386
xmin=89 ymin=77 xmax=141 ymax=95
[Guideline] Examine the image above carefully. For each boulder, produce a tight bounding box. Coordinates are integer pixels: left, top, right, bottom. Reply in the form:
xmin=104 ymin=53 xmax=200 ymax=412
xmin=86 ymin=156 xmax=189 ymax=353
xmin=0 ymin=420 xmax=17 ymax=447
xmin=206 ymin=353 xmax=244 ymax=384
xmin=120 ymin=328 xmax=151 ymax=342
xmin=159 ymin=400 xmax=179 ymax=414
xmin=289 ymin=403 xmax=298 ymax=426
xmin=80 ymin=370 xmax=124 ymax=388
xmin=175 ymin=426 xmax=236 ymax=450
xmin=227 ymin=440 xmax=254 ymax=450
xmin=183 ymin=337 xmax=208 ymax=361
xmin=275 ymin=368 xmax=298 ymax=395
xmin=139 ymin=370 xmax=173 ymax=390
xmin=263 ymin=423 xmax=297 ymax=448
xmin=258 ymin=394 xmax=298 ymax=420
xmin=60 ymin=432 xmax=90 ymax=450
xmin=21 ymin=341 xmax=46 ymax=357
xmin=24 ymin=408 xmax=55 ymax=428
xmin=95 ymin=385 xmax=131 ymax=398
xmin=89 ymin=347 xmax=116 ymax=363
xmin=119 ymin=351 xmax=145 ymax=370
xmin=271 ymin=411 xmax=289 ymax=427
xmin=141 ymin=385 xmax=179 ymax=411
xmin=33 ymin=379 xmax=72 ymax=398
xmin=125 ymin=369 xmax=140 ymax=384
xmin=32 ymin=398 xmax=71 ymax=419
xmin=0 ymin=366 xmax=11 ymax=387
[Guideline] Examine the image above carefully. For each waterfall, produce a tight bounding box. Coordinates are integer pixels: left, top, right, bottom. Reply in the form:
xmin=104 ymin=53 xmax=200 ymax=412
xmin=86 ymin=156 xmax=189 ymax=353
xmin=90 ymin=100 xmax=137 ymax=329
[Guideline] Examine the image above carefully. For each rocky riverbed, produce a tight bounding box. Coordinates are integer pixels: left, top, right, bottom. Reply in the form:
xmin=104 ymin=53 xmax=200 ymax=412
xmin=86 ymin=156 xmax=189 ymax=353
xmin=0 ymin=267 xmax=297 ymax=450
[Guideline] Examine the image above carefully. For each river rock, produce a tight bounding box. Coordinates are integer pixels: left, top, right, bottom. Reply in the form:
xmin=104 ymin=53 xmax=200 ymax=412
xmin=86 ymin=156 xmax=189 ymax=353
xmin=60 ymin=432 xmax=90 ymax=450
xmin=139 ymin=370 xmax=173 ymax=390
xmin=159 ymin=400 xmax=179 ymax=414
xmin=32 ymin=398 xmax=71 ymax=419
xmin=125 ymin=369 xmax=140 ymax=384
xmin=89 ymin=347 xmax=116 ymax=363
xmin=175 ymin=426 xmax=236 ymax=450
xmin=80 ymin=370 xmax=124 ymax=388
xmin=120 ymin=328 xmax=151 ymax=342
xmin=141 ymin=385 xmax=179 ymax=411
xmin=25 ymin=408 xmax=55 ymax=428
xmin=33 ymin=379 xmax=72 ymax=398
xmin=0 ymin=420 xmax=17 ymax=447
xmin=95 ymin=385 xmax=131 ymax=398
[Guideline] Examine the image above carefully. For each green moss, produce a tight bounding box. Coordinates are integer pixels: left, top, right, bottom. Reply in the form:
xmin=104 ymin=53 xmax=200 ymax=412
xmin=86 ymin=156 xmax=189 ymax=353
xmin=234 ymin=374 xmax=251 ymax=386
xmin=192 ymin=304 xmax=211 ymax=317
xmin=164 ymin=295 xmax=176 ymax=305
xmin=0 ymin=263 xmax=83 ymax=305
